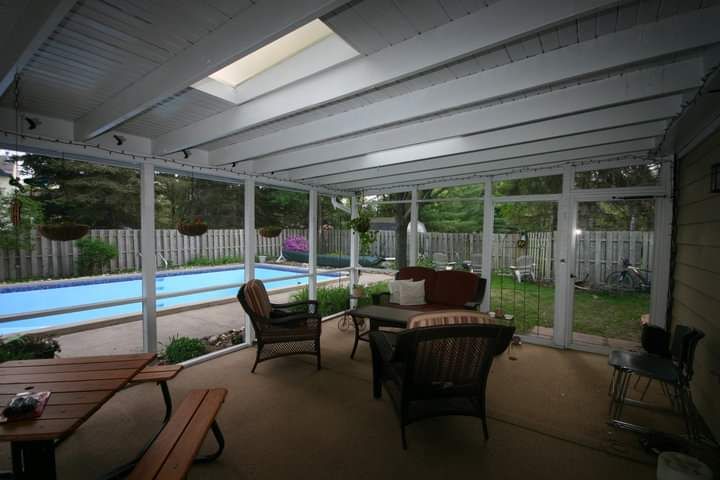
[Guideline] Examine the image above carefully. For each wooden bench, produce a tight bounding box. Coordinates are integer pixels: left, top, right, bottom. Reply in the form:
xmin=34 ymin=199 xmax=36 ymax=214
xmin=128 ymin=388 xmax=227 ymax=480
xmin=130 ymin=364 xmax=184 ymax=424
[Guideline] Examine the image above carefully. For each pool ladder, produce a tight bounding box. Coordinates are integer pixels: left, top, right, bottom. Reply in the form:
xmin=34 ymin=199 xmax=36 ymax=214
xmin=138 ymin=252 xmax=169 ymax=269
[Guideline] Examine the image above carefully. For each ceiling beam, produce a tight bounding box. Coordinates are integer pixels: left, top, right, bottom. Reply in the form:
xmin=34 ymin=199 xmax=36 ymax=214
xmin=306 ymin=121 xmax=667 ymax=185
xmin=210 ymin=7 xmax=720 ymax=165
xmin=154 ymin=0 xmax=620 ymax=154
xmin=281 ymin=96 xmax=682 ymax=180
xmin=339 ymin=139 xmax=656 ymax=191
xmin=73 ymin=0 xmax=349 ymax=141
xmin=0 ymin=0 xmax=77 ymax=97
xmin=247 ymin=60 xmax=699 ymax=173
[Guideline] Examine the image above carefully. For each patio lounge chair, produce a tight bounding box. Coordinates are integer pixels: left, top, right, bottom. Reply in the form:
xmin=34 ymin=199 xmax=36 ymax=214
xmin=509 ymin=255 xmax=536 ymax=282
xmin=370 ymin=311 xmax=509 ymax=448
xmin=237 ymin=279 xmax=322 ymax=372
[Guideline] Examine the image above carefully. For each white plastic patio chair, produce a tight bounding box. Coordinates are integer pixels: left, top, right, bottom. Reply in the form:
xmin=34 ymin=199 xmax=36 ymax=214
xmin=432 ymin=252 xmax=450 ymax=271
xmin=509 ymin=255 xmax=536 ymax=282
xmin=470 ymin=253 xmax=482 ymax=274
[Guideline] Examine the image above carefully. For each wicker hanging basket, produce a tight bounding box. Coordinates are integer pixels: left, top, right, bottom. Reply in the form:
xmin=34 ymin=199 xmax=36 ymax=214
xmin=177 ymin=222 xmax=208 ymax=236
xmin=38 ymin=223 xmax=89 ymax=241
xmin=258 ymin=226 xmax=282 ymax=238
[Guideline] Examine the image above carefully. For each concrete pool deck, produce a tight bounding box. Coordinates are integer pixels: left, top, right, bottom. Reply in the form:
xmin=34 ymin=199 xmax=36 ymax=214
xmin=56 ymin=272 xmax=393 ymax=357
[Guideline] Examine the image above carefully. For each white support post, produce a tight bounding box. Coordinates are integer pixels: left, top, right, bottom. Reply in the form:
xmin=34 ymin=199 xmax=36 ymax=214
xmin=140 ymin=162 xmax=157 ymax=353
xmin=481 ymin=180 xmax=494 ymax=312
xmin=649 ymin=159 xmax=674 ymax=328
xmin=349 ymin=195 xmax=360 ymax=309
xmin=554 ymin=165 xmax=575 ymax=348
xmin=244 ymin=178 xmax=256 ymax=344
xmin=409 ymin=186 xmax=419 ymax=266
xmin=308 ymin=189 xmax=318 ymax=301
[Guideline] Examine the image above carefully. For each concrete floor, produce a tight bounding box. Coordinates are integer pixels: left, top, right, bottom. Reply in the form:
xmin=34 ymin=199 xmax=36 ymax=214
xmin=1 ymin=324 xmax=674 ymax=479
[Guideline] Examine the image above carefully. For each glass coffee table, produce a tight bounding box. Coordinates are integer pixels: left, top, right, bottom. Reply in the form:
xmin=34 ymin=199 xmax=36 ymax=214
xmin=348 ymin=305 xmax=423 ymax=359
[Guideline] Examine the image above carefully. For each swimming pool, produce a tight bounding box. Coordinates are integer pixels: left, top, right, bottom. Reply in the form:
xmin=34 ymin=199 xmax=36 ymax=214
xmin=0 ymin=266 xmax=341 ymax=336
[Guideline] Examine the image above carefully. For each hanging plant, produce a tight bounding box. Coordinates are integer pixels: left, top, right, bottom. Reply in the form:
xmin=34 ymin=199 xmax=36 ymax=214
xmin=177 ymin=217 xmax=208 ymax=236
xmin=258 ymin=226 xmax=282 ymax=238
xmin=38 ymin=221 xmax=89 ymax=242
xmin=349 ymin=210 xmax=372 ymax=233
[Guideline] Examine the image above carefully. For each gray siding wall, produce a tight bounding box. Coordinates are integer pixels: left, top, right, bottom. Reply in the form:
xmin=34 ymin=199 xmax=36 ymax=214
xmin=673 ymin=128 xmax=720 ymax=439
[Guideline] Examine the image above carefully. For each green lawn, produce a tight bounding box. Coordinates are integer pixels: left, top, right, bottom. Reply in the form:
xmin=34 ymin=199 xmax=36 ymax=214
xmin=489 ymin=273 xmax=649 ymax=341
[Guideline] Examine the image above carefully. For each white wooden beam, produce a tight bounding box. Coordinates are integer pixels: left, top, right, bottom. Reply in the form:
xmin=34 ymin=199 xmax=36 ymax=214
xmin=248 ymin=60 xmax=700 ymax=173
xmin=154 ymin=0 xmax=620 ymax=154
xmin=210 ymin=7 xmax=720 ymax=165
xmin=140 ymin=161 xmax=157 ymax=353
xmin=74 ymin=0 xmax=349 ymax=140
xmin=0 ymin=0 xmax=77 ymax=97
xmin=274 ymin=93 xmax=684 ymax=182
xmin=409 ymin=187 xmax=418 ymax=266
xmin=244 ymin=177 xmax=256 ymax=344
xmin=308 ymin=189 xmax=318 ymax=300
xmin=334 ymin=139 xmax=657 ymax=190
xmin=309 ymin=121 xmax=668 ymax=185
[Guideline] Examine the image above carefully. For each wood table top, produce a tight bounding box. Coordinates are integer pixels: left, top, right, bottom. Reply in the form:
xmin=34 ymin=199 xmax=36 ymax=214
xmin=0 ymin=353 xmax=155 ymax=442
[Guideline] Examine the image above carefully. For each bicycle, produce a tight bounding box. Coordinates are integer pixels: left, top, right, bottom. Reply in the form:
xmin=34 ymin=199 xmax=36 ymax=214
xmin=605 ymin=258 xmax=651 ymax=291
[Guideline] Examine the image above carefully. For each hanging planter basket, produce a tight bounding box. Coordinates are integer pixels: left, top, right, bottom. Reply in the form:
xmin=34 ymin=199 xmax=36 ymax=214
xmin=38 ymin=223 xmax=89 ymax=242
xmin=258 ymin=226 xmax=282 ymax=238
xmin=349 ymin=215 xmax=371 ymax=234
xmin=177 ymin=222 xmax=208 ymax=236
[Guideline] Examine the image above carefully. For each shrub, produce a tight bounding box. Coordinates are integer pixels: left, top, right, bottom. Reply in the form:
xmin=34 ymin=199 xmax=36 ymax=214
xmin=76 ymin=237 xmax=118 ymax=275
xmin=0 ymin=336 xmax=60 ymax=362
xmin=290 ymin=281 xmax=390 ymax=317
xmin=162 ymin=335 xmax=207 ymax=364
xmin=282 ymin=235 xmax=308 ymax=252
xmin=184 ymin=255 xmax=243 ymax=267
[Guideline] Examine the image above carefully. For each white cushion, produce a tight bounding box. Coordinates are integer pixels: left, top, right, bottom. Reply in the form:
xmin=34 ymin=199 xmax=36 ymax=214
xmin=398 ymin=280 xmax=426 ymax=306
xmin=389 ymin=279 xmax=413 ymax=304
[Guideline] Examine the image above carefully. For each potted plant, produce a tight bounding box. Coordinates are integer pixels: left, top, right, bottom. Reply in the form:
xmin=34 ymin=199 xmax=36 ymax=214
xmin=38 ymin=217 xmax=89 ymax=242
xmin=0 ymin=335 xmax=61 ymax=362
xmin=258 ymin=253 xmax=268 ymax=263
xmin=177 ymin=216 xmax=208 ymax=236
xmin=258 ymin=226 xmax=282 ymax=238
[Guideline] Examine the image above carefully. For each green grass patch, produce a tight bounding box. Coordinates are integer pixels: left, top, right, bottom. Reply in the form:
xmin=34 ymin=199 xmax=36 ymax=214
xmin=489 ymin=273 xmax=648 ymax=341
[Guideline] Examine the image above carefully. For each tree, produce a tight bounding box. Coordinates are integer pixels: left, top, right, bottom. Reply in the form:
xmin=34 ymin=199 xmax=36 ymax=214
xmin=20 ymin=155 xmax=140 ymax=228
xmin=0 ymin=191 xmax=43 ymax=251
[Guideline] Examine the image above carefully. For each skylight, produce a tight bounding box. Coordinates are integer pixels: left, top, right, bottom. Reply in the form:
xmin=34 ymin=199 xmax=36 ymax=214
xmin=210 ymin=19 xmax=334 ymax=87
xmin=193 ymin=20 xmax=358 ymax=104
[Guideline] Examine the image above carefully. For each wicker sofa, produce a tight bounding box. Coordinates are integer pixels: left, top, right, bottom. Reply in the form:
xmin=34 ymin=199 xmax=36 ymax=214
xmin=372 ymin=266 xmax=486 ymax=311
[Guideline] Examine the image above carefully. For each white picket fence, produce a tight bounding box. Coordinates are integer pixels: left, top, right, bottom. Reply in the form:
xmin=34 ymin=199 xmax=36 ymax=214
xmin=0 ymin=228 xmax=653 ymax=285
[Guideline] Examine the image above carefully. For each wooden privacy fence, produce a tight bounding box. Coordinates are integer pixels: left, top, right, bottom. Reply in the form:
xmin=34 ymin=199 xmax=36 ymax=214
xmin=0 ymin=228 xmax=653 ymax=285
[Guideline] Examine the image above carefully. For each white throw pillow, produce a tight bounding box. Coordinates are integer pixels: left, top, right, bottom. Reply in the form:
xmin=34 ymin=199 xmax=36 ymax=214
xmin=389 ymin=279 xmax=413 ymax=304
xmin=398 ymin=280 xmax=426 ymax=306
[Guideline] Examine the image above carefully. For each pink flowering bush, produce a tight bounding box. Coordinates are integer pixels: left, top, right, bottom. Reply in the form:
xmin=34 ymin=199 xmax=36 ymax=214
xmin=282 ymin=235 xmax=308 ymax=252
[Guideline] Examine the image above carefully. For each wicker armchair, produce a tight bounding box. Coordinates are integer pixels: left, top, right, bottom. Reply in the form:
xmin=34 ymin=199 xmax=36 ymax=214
xmin=370 ymin=311 xmax=512 ymax=448
xmin=237 ymin=279 xmax=322 ymax=373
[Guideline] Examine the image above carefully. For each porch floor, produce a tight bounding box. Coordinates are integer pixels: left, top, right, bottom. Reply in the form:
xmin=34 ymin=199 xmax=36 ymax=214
xmin=2 ymin=311 xmax=692 ymax=479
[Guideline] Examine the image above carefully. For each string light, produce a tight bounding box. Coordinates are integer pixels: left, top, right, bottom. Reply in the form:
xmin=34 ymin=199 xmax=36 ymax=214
xmin=0 ymin=127 xmax=331 ymax=192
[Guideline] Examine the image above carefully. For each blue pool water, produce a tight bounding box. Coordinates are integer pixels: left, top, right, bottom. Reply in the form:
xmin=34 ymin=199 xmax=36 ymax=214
xmin=0 ymin=266 xmax=339 ymax=335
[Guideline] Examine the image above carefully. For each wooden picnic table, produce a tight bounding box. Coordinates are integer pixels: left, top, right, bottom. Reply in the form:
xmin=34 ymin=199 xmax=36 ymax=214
xmin=0 ymin=352 xmax=156 ymax=479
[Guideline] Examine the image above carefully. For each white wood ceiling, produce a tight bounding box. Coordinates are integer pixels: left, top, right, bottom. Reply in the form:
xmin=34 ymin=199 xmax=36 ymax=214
xmin=2 ymin=0 xmax=719 ymax=193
